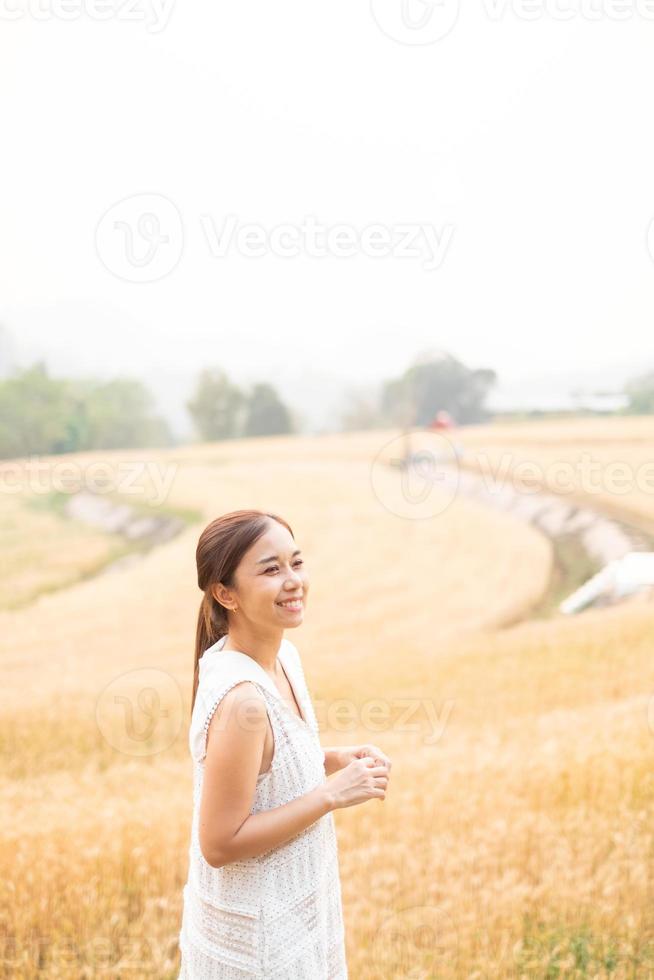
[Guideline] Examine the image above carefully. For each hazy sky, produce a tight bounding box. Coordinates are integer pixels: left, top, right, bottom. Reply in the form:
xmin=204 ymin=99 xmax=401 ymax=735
xmin=2 ymin=3 xmax=653 ymax=431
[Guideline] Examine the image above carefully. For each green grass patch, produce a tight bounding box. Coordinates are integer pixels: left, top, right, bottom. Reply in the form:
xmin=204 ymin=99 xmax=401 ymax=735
xmin=515 ymin=914 xmax=653 ymax=978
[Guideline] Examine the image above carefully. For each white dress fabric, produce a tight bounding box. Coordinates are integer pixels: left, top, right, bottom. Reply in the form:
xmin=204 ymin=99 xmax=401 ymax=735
xmin=178 ymin=635 xmax=348 ymax=979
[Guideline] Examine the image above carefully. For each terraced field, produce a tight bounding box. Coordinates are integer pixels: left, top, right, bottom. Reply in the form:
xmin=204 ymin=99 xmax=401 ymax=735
xmin=2 ymin=421 xmax=653 ymax=978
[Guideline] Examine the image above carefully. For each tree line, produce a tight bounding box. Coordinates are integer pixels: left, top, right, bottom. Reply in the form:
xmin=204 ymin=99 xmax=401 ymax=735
xmin=0 ymin=352 xmax=652 ymax=459
xmin=0 ymin=362 xmax=299 ymax=458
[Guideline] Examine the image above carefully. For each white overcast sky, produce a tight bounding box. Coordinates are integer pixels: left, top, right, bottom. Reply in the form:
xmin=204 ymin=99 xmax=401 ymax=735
xmin=2 ymin=2 xmax=654 ymax=432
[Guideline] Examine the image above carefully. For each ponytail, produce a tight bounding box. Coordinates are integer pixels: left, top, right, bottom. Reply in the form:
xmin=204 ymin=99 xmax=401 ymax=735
xmin=191 ymin=591 xmax=227 ymax=712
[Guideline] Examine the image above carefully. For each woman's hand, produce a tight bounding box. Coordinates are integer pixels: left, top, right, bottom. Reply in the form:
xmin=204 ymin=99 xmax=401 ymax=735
xmin=324 ymin=743 xmax=392 ymax=781
xmin=325 ymin=756 xmax=389 ymax=810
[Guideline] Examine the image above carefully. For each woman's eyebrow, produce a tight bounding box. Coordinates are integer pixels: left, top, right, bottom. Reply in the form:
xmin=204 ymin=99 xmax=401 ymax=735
xmin=256 ymin=549 xmax=302 ymax=565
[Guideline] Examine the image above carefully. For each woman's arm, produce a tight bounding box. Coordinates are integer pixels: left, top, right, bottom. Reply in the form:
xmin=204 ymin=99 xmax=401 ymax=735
xmin=199 ymin=682 xmax=335 ymax=869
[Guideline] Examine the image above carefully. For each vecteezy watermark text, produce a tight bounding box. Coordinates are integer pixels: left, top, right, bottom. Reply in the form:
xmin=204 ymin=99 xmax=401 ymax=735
xmin=483 ymin=0 xmax=654 ymax=21
xmin=475 ymin=450 xmax=654 ymax=496
xmin=2 ymin=935 xmax=177 ymax=971
xmin=94 ymin=193 xmax=455 ymax=282
xmin=370 ymin=432 xmax=654 ymax=522
xmin=199 ymin=213 xmax=454 ymax=271
xmin=371 ymin=0 xmax=654 ymax=46
xmin=0 ymin=457 xmax=177 ymax=506
xmin=0 ymin=0 xmax=175 ymax=31
xmin=207 ymin=693 xmax=456 ymax=746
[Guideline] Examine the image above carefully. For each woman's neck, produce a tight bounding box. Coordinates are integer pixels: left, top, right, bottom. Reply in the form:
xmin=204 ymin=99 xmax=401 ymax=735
xmin=221 ymin=628 xmax=285 ymax=673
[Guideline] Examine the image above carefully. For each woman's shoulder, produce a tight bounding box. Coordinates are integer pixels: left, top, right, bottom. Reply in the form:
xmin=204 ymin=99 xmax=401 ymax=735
xmin=190 ymin=654 xmax=270 ymax=764
xmin=198 ymin=647 xmax=265 ymax=692
xmin=196 ymin=638 xmax=303 ymax=699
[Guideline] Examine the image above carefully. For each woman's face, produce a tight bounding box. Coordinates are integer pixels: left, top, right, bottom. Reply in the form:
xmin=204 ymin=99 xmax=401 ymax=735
xmin=230 ymin=522 xmax=309 ymax=630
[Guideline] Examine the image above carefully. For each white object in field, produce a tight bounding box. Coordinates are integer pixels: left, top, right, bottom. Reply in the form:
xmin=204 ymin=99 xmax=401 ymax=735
xmin=613 ymin=551 xmax=654 ymax=595
xmin=559 ymin=563 xmax=617 ymax=614
xmin=559 ymin=551 xmax=654 ymax=614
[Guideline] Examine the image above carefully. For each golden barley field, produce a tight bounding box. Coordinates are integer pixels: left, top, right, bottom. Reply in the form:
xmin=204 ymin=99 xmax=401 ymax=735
xmin=2 ymin=420 xmax=654 ymax=979
xmin=452 ymin=415 xmax=654 ymax=532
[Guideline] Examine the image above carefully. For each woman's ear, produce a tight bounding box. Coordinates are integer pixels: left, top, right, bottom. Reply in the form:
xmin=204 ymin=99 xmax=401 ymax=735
xmin=211 ymin=583 xmax=230 ymax=609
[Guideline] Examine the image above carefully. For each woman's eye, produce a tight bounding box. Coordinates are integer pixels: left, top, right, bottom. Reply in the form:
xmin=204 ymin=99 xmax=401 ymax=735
xmin=265 ymin=560 xmax=303 ymax=574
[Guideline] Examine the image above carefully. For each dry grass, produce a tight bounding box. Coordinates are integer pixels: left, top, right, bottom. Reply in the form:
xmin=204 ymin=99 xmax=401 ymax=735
xmin=0 ymin=492 xmax=121 ymax=610
xmin=2 ymin=422 xmax=653 ymax=978
xmin=443 ymin=415 xmax=654 ymax=533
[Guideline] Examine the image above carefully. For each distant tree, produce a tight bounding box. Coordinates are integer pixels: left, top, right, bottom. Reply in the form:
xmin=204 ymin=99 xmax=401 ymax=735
xmin=0 ymin=362 xmax=172 ymax=458
xmin=0 ymin=361 xmax=74 ymax=457
xmin=187 ymin=368 xmax=246 ymax=441
xmin=72 ymin=377 xmax=173 ymax=449
xmin=243 ymin=383 xmax=294 ymax=437
xmin=623 ymin=370 xmax=654 ymax=414
xmin=381 ymin=351 xmax=497 ymax=426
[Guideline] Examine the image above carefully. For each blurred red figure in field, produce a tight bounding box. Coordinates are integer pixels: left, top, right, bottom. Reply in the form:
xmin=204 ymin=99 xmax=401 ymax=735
xmin=428 ymin=409 xmax=455 ymax=431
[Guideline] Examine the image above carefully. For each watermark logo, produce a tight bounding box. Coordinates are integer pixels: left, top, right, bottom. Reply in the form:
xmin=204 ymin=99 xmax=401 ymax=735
xmin=370 ymin=432 xmax=461 ymax=519
xmin=95 ymin=667 xmax=184 ymax=756
xmin=371 ymin=0 xmax=460 ymax=44
xmin=95 ymin=193 xmax=183 ymax=283
xmin=371 ymin=904 xmax=458 ymax=975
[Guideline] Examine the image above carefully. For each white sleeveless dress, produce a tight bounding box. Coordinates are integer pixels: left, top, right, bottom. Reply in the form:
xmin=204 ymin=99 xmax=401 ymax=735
xmin=177 ymin=635 xmax=348 ymax=979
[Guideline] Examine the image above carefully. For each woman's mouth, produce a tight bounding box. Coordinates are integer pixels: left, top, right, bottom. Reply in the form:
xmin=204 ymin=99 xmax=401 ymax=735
xmin=276 ymin=599 xmax=303 ymax=610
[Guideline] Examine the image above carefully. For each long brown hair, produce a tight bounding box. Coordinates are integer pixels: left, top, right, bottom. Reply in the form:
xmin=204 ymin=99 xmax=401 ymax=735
xmin=192 ymin=509 xmax=294 ymax=712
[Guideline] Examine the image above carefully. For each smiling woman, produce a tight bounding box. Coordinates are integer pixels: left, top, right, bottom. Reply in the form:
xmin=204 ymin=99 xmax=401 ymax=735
xmin=177 ymin=508 xmax=390 ymax=978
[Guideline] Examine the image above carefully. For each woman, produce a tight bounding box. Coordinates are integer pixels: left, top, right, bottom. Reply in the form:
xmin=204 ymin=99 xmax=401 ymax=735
xmin=178 ymin=509 xmax=391 ymax=979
